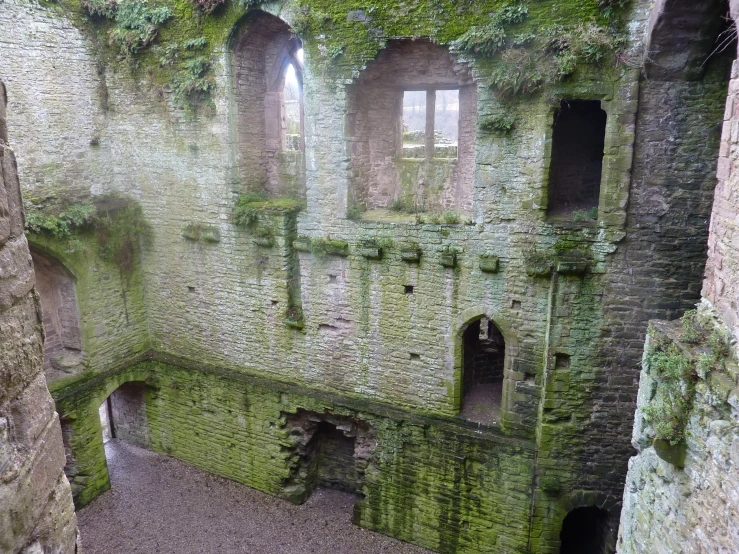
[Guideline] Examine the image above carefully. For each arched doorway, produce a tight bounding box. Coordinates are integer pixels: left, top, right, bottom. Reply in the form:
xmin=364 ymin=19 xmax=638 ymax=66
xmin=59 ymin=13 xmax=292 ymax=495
xmin=559 ymin=506 xmax=615 ymax=554
xmin=460 ymin=316 xmax=505 ymax=425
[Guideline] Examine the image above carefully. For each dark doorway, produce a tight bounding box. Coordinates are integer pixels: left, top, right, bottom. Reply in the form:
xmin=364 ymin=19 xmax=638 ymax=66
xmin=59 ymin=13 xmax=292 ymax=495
xmin=547 ymin=100 xmax=607 ymax=217
xmin=305 ymin=421 xmax=358 ymax=494
xmin=559 ymin=506 xmax=615 ymax=554
xmin=461 ymin=317 xmax=505 ymax=425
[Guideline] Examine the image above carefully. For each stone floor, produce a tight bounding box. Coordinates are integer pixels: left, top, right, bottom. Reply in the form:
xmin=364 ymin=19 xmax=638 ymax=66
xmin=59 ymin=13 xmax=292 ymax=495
xmin=78 ymin=440 xmax=432 ymax=554
xmin=460 ymin=382 xmax=502 ymax=426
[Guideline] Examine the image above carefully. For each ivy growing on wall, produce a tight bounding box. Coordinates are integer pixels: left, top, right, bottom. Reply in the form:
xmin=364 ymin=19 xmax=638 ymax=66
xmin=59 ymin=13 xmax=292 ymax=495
xmin=50 ymin=0 xmax=631 ymax=107
xmin=25 ymin=194 xmax=152 ymax=274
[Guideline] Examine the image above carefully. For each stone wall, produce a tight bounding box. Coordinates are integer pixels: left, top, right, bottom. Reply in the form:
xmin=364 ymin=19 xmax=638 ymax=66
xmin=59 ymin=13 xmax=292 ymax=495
xmin=617 ymin=1 xmax=739 ymax=551
xmin=0 ymin=78 xmax=78 ymax=553
xmin=54 ymin=358 xmax=536 ymax=553
xmin=0 ymin=0 xmax=734 ymax=552
xmin=617 ymin=317 xmax=739 ymax=553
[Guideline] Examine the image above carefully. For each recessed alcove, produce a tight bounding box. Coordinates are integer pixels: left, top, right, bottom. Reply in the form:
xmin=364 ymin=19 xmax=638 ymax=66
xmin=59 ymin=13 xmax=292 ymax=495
xmin=31 ymin=249 xmax=84 ymax=381
xmin=232 ymin=11 xmax=305 ymax=198
xmin=547 ymin=100 xmax=607 ymax=219
xmin=460 ymin=317 xmax=505 ymax=425
xmin=346 ymin=39 xmax=476 ymax=220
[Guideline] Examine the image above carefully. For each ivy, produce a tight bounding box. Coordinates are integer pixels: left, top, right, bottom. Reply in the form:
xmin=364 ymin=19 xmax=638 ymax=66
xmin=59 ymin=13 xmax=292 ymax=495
xmin=25 ymin=195 xmax=151 ymax=274
xmin=643 ymin=341 xmax=696 ymax=446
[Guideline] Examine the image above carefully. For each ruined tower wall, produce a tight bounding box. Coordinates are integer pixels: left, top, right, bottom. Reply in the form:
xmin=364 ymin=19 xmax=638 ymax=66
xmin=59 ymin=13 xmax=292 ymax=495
xmin=617 ymin=2 xmax=739 ymax=551
xmin=0 ymin=79 xmax=78 ymax=554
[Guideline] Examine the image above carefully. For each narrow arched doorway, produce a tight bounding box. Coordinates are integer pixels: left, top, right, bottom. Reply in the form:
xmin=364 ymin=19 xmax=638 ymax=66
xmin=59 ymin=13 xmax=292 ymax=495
xmin=460 ymin=316 xmax=505 ymax=425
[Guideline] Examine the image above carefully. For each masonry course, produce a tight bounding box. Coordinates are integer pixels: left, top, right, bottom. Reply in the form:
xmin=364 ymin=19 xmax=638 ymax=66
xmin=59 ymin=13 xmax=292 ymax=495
xmin=0 ymin=0 xmax=736 ymax=552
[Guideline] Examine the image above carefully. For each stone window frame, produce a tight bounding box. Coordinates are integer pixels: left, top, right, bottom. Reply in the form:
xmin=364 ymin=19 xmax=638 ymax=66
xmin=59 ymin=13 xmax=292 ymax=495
xmin=540 ymin=90 xmax=634 ymax=230
xmin=398 ymin=87 xmax=461 ymax=162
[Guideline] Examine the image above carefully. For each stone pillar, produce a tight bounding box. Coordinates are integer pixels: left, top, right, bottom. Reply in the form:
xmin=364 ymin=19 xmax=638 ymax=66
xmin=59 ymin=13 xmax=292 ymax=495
xmin=0 ymin=79 xmax=79 ymax=553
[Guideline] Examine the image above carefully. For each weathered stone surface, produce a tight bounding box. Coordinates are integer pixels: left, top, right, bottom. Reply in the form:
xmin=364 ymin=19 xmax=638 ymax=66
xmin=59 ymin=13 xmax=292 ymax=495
xmin=0 ymin=77 xmax=78 ymax=553
xmin=618 ymin=3 xmax=739 ymax=545
xmin=0 ymin=0 xmax=735 ymax=552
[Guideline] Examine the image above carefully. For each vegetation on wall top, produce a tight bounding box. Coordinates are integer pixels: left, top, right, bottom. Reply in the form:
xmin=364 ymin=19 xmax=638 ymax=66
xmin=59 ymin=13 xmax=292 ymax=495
xmin=47 ymin=0 xmax=631 ymax=108
xmin=233 ymin=192 xmax=304 ymax=228
xmin=293 ymin=0 xmax=629 ymax=93
xmin=644 ymin=310 xmax=735 ymax=446
xmin=25 ymin=194 xmax=152 ymax=274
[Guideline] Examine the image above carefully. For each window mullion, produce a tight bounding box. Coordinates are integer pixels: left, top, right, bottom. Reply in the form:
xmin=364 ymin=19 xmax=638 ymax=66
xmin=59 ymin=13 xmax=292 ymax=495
xmin=425 ymin=89 xmax=435 ymax=161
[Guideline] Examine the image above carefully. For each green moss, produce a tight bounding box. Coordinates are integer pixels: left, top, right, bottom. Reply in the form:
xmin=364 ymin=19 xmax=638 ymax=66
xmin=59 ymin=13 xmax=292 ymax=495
xmin=571 ymin=207 xmax=598 ymax=222
xmin=25 ymin=194 xmax=151 ymax=274
xmin=296 ymin=0 xmax=627 ymax=90
xmin=480 ymin=113 xmax=515 ymax=134
xmin=643 ymin=340 xmax=695 ymax=446
xmin=310 ymin=238 xmax=349 ymax=258
xmin=182 ymin=222 xmax=221 ymax=242
xmin=233 ymin=194 xmax=304 ymax=228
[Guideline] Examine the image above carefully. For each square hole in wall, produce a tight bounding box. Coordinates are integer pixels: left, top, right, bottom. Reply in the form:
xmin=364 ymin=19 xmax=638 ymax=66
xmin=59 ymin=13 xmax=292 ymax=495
xmin=410 ymin=353 xmax=421 ymax=360
xmin=554 ymin=353 xmax=571 ymax=369
xmin=404 ymin=285 xmax=414 ymax=295
xmin=328 ymin=274 xmax=338 ymax=283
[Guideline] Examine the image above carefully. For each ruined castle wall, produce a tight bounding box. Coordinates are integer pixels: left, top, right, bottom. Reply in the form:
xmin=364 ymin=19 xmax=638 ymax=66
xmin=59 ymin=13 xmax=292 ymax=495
xmin=1 ymin=0 xmax=733 ymax=552
xmin=0 ymin=78 xmax=78 ymax=554
xmin=617 ymin=2 xmax=739 ymax=550
xmin=617 ymin=319 xmax=739 ymax=553
xmin=55 ymin=359 xmax=536 ymax=553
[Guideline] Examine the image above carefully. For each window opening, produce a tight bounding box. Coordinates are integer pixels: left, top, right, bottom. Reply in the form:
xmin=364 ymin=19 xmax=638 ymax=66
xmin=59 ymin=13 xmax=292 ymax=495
xmin=559 ymin=506 xmax=616 ymax=554
xmin=460 ymin=317 xmax=505 ymax=425
xmin=402 ymin=90 xmax=427 ymax=158
xmin=401 ymin=89 xmax=459 ymax=160
xmin=547 ymin=100 xmax=607 ymax=218
xmin=283 ymin=49 xmax=303 ymax=152
xmin=434 ymin=89 xmax=459 ymax=158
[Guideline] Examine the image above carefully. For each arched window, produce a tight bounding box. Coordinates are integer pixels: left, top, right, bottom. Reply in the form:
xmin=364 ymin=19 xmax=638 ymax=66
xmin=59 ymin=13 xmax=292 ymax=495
xmin=232 ymin=11 xmax=305 ymax=197
xmin=559 ymin=506 xmax=615 ymax=554
xmin=460 ymin=317 xmax=505 ymax=425
xmin=31 ymin=249 xmax=83 ymax=381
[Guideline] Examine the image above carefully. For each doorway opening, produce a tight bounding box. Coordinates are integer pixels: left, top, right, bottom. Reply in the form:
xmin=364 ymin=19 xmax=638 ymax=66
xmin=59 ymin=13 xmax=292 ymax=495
xmin=460 ymin=317 xmax=505 ymax=425
xmin=559 ymin=506 xmax=616 ymax=554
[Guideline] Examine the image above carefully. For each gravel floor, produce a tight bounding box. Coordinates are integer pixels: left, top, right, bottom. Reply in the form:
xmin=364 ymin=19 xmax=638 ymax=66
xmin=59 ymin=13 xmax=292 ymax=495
xmin=78 ymin=440 xmax=432 ymax=554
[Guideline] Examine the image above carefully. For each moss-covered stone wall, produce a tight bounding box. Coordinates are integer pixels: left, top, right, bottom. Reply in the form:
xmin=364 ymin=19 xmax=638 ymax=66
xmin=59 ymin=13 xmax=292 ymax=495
xmin=55 ymin=358 xmax=536 ymax=552
xmin=0 ymin=0 xmax=734 ymax=551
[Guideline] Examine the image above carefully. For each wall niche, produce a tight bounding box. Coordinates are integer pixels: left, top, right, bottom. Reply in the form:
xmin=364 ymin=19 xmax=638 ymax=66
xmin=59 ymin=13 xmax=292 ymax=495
xmin=346 ymin=40 xmax=477 ymax=219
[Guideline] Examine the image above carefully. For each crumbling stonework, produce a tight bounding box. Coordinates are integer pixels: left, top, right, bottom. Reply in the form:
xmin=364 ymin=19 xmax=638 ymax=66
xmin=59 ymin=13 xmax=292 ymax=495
xmin=0 ymin=79 xmax=78 ymax=553
xmin=0 ymin=0 xmax=736 ymax=552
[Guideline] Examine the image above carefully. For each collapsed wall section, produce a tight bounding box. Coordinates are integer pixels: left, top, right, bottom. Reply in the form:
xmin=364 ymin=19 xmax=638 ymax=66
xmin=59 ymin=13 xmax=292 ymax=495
xmin=0 ymin=79 xmax=78 ymax=554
